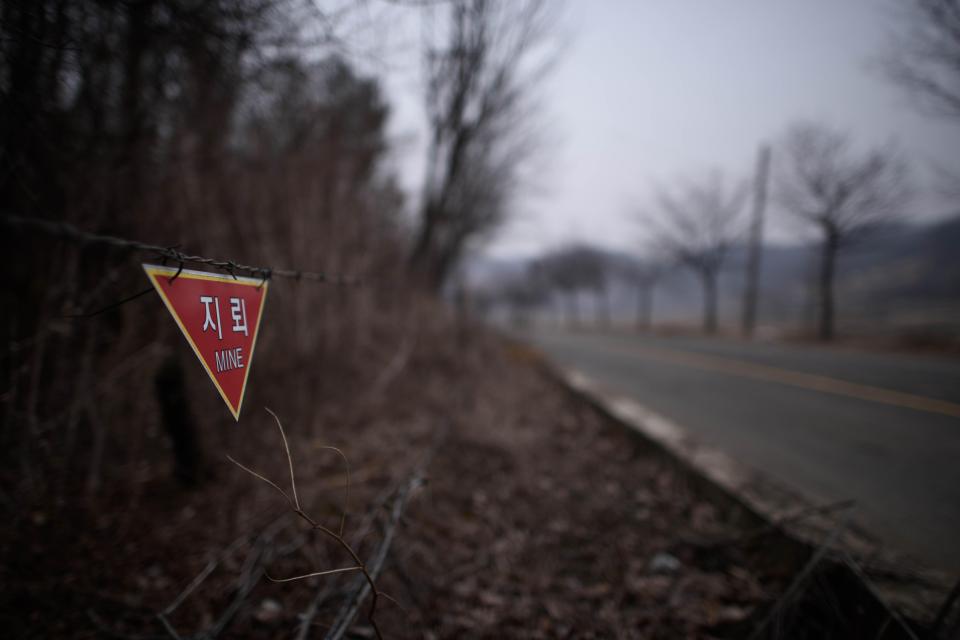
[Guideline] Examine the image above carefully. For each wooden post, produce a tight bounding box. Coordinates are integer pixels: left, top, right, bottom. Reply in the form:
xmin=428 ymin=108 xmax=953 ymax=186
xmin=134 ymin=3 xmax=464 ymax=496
xmin=742 ymin=145 xmax=771 ymax=338
xmin=154 ymin=354 xmax=204 ymax=487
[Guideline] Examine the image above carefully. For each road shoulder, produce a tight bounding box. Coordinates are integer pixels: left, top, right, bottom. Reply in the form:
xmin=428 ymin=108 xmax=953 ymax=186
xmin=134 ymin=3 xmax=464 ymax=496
xmin=528 ymin=342 xmax=954 ymax=629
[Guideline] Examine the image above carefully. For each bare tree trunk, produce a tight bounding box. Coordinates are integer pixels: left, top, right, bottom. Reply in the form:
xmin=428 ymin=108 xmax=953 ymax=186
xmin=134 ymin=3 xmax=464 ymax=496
xmin=432 ymin=238 xmax=465 ymax=292
xmin=818 ymin=228 xmax=839 ymax=341
xmin=409 ymin=202 xmax=441 ymax=287
xmin=596 ymin=287 xmax=611 ymax=328
xmin=702 ymin=270 xmax=718 ymax=335
xmin=636 ymin=284 xmax=653 ymax=332
xmin=154 ymin=354 xmax=204 ymax=487
xmin=567 ymin=292 xmax=580 ymax=329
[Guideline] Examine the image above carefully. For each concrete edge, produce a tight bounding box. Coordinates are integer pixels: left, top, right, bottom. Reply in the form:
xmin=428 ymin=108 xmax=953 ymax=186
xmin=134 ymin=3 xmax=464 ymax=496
xmin=524 ymin=347 xmax=953 ymax=628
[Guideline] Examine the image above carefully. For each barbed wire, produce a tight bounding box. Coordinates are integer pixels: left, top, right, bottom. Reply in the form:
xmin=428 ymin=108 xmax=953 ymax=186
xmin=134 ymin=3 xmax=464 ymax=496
xmin=1 ymin=214 xmax=363 ymax=285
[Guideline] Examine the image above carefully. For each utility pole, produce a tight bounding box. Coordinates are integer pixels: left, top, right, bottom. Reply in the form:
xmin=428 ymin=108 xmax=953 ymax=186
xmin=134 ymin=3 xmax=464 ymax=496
xmin=742 ymin=145 xmax=771 ymax=338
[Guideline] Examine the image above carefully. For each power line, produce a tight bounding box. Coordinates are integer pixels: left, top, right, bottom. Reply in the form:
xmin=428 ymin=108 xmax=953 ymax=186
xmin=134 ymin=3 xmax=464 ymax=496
xmin=1 ymin=214 xmax=362 ymax=285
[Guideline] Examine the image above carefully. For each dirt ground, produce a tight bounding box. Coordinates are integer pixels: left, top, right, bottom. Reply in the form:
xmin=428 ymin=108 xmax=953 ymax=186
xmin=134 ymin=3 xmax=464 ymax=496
xmin=4 ymin=333 xmax=798 ymax=639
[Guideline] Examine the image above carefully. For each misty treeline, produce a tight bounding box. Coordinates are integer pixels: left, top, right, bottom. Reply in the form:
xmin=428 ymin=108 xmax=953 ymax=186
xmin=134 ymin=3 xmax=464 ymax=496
xmin=483 ymin=122 xmax=911 ymax=341
xmin=0 ymin=0 xmax=554 ymax=508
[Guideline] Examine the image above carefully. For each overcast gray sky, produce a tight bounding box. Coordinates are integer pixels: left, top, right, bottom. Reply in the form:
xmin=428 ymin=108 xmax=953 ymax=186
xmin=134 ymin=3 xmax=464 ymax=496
xmin=376 ymin=0 xmax=960 ymax=259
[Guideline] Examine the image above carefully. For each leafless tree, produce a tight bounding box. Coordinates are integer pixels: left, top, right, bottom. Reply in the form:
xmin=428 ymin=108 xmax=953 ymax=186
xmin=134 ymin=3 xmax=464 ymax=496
xmin=878 ymin=0 xmax=960 ymax=195
xmin=572 ymin=246 xmax=612 ymax=327
xmin=880 ymin=0 xmax=960 ymax=121
xmin=534 ymin=244 xmax=607 ymax=328
xmin=776 ymin=122 xmax=910 ymax=341
xmin=533 ymin=250 xmax=578 ymax=328
xmin=646 ymin=171 xmax=747 ymax=334
xmin=617 ymin=256 xmax=664 ymax=332
xmin=498 ymin=268 xmax=548 ymax=328
xmin=409 ymin=0 xmax=558 ymax=291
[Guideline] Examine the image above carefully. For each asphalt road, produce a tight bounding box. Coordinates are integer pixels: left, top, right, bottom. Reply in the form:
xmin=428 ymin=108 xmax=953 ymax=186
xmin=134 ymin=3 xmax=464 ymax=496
xmin=525 ymin=330 xmax=960 ymax=573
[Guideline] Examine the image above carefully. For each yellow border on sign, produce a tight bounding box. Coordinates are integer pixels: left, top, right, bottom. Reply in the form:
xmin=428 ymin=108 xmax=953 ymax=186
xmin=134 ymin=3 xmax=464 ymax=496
xmin=142 ymin=264 xmax=269 ymax=421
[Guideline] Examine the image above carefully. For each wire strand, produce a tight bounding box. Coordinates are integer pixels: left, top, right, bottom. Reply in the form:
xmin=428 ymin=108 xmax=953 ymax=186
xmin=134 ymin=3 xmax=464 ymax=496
xmin=2 ymin=214 xmax=362 ymax=286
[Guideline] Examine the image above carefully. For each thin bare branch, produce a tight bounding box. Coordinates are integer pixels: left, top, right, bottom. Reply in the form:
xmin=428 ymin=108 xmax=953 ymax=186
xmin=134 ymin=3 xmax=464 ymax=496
xmin=266 ymin=565 xmax=362 ymax=582
xmin=265 ymin=406 xmax=301 ymax=510
xmin=878 ymin=0 xmax=960 ymax=120
xmin=230 ymin=409 xmax=393 ymax=640
xmin=376 ymin=590 xmax=409 ymax=614
xmin=226 ymin=454 xmax=296 ymax=510
xmin=157 ymin=613 xmax=182 ymax=640
xmin=316 ymin=444 xmax=352 ymax=536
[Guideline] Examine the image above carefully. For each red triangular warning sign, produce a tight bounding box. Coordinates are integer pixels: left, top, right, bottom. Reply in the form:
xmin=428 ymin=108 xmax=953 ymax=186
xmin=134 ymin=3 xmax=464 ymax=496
xmin=143 ymin=264 xmax=268 ymax=420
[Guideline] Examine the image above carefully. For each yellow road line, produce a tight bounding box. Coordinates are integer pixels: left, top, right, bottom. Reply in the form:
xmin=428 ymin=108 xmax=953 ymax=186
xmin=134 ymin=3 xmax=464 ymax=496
xmin=597 ymin=340 xmax=960 ymax=419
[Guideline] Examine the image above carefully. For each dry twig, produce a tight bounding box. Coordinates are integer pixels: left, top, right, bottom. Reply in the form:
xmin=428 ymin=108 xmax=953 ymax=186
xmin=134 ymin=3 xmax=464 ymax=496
xmin=227 ymin=408 xmax=393 ymax=640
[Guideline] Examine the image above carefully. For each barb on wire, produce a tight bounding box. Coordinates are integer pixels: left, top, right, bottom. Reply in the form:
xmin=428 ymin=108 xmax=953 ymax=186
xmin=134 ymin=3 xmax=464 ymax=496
xmin=1 ymin=214 xmax=362 ymax=286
